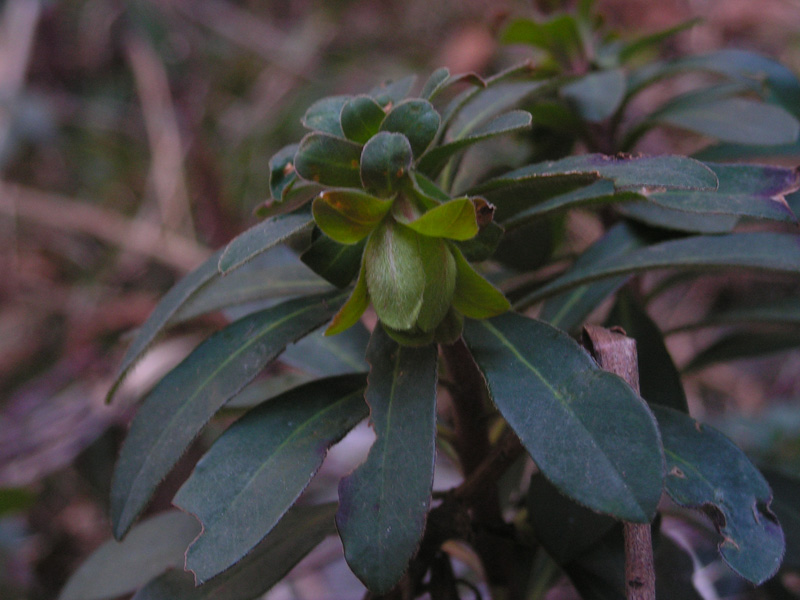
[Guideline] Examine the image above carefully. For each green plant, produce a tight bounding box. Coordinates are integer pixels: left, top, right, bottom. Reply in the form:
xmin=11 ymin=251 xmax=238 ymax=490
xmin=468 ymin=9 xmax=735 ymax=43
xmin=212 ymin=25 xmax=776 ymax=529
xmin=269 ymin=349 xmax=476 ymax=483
xmin=61 ymin=5 xmax=800 ymax=600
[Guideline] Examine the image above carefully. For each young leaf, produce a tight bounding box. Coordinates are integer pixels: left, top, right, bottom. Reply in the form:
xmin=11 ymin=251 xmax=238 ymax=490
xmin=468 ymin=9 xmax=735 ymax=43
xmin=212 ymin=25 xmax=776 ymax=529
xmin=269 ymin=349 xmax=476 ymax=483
xmin=463 ymin=313 xmax=664 ymax=522
xmin=521 ymin=232 xmax=800 ymax=305
xmin=451 ymin=247 xmax=510 ymax=319
xmin=359 ymin=131 xmax=413 ymax=196
xmin=402 ymin=197 xmax=478 ymax=241
xmin=312 ymin=188 xmax=393 ymax=244
xmin=132 ymin=504 xmax=338 ymax=600
xmin=336 ymin=326 xmax=438 ymax=594
xmin=294 ymin=132 xmax=363 ymax=188
xmin=174 ymin=374 xmax=368 ymax=582
xmin=415 ymin=237 xmax=457 ymax=332
xmin=106 ymin=248 xmax=222 ymax=403
xmin=561 ymin=69 xmax=626 ymax=122
xmin=218 ymin=213 xmax=314 ymax=274
xmin=301 ymin=95 xmax=349 ymax=136
xmin=326 ymin=258 xmax=369 ymax=336
xmin=59 ymin=511 xmax=200 ymax=600
xmin=340 ymin=95 xmax=386 ymax=144
xmin=110 ymin=291 xmax=345 ymax=539
xmin=301 ymin=233 xmax=365 ymax=288
xmin=654 ymin=405 xmax=785 ymax=584
xmin=380 ymin=99 xmax=440 ymax=158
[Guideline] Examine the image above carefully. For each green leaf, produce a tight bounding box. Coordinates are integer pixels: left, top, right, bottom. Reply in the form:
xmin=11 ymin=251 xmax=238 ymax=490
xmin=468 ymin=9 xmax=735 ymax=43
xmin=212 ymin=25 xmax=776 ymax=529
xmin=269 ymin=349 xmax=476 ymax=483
xmin=268 ymin=143 xmax=299 ymax=201
xmin=403 ymin=198 xmax=478 ymax=241
xmin=464 ymin=313 xmax=664 ymax=522
xmin=415 ymin=237 xmax=457 ymax=332
xmin=420 ymin=67 xmax=451 ymax=100
xmin=521 ymin=232 xmax=800 ymax=306
xmin=607 ymin=291 xmax=688 ymax=412
xmin=0 ymin=488 xmax=34 ymax=516
xmin=359 ymin=131 xmax=413 ymax=196
xmin=380 ymin=99 xmax=440 ymax=158
xmin=763 ymin=469 xmax=800 ymax=570
xmin=620 ymin=202 xmax=740 ymax=233
xmin=341 ymin=95 xmax=386 ymax=144
xmin=451 ymin=247 xmax=510 ymax=319
xmin=301 ymin=95 xmax=349 ymax=136
xmin=684 ymin=331 xmax=800 ymax=373
xmin=174 ymin=375 xmax=368 ymax=582
xmin=294 ymin=132 xmax=363 ymax=188
xmin=364 ymin=220 xmax=425 ymax=330
xmin=654 ymin=405 xmax=784 ymax=584
xmin=668 ymin=297 xmax=800 ymax=332
xmin=59 ymin=511 xmax=200 ymax=600
xmin=110 ymin=291 xmax=345 ymax=539
xmin=456 ymin=221 xmax=504 ymax=262
xmin=132 ymin=503 xmax=337 ymax=600
xmin=107 ymin=248 xmax=223 ymax=403
xmin=312 ymin=188 xmax=393 ymax=244
xmin=282 ymin=322 xmax=370 ymax=376
xmin=218 ymin=213 xmax=314 ymax=274
xmin=561 ymin=69 xmax=626 ymax=122
xmin=301 ymin=233 xmax=364 ymax=288
xmin=369 ymin=75 xmax=417 ymax=107
xmin=336 ymin=326 xmax=438 ymax=594
xmin=501 ymin=16 xmax=583 ymax=66
xmin=618 ymin=18 xmax=702 ymax=63
xmin=418 ymin=110 xmax=533 ymax=177
xmin=326 ymin=258 xmax=369 ymax=336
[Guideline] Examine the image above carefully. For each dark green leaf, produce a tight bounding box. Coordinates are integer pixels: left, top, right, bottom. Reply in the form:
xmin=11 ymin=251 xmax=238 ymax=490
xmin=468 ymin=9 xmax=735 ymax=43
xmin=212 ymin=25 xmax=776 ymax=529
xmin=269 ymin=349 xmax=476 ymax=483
xmin=326 ymin=258 xmax=369 ymax=336
xmin=294 ymin=132 xmax=363 ymax=188
xmin=174 ymin=375 xmax=368 ymax=582
xmin=420 ymin=67 xmax=451 ymax=100
xmin=561 ymin=69 xmax=626 ymax=122
xmin=380 ymin=99 xmax=440 ymax=158
xmin=340 ymin=95 xmax=386 ymax=144
xmin=107 ymin=249 xmax=222 ymax=403
xmin=281 ymin=322 xmax=370 ymax=376
xmin=359 ymin=131 xmax=413 ymax=196
xmin=504 ymin=180 xmax=621 ymax=227
xmin=132 ymin=504 xmax=337 ymax=600
xmin=110 ymin=291 xmax=345 ymax=539
xmin=521 ymin=232 xmax=800 ymax=306
xmin=312 ymin=188 xmax=393 ymax=244
xmin=336 ymin=326 xmax=438 ymax=594
xmin=268 ymin=143 xmax=299 ymax=201
xmin=218 ymin=213 xmax=314 ymax=274
xmin=403 ymin=198 xmax=478 ymax=241
xmin=301 ymin=233 xmax=365 ymax=288
xmin=464 ymin=313 xmax=664 ymax=522
xmin=224 ymin=372 xmax=315 ymax=410
xmin=618 ymin=18 xmax=702 ymax=63
xmin=619 ymin=202 xmax=739 ymax=233
xmin=301 ymin=95 xmax=349 ymax=136
xmin=654 ymin=405 xmax=784 ymax=584
xmin=606 ymin=291 xmax=688 ymax=412
xmin=451 ymin=247 xmax=510 ymax=319
xmin=668 ymin=297 xmax=800 ymax=332
xmin=501 ymin=16 xmax=583 ymax=66
xmin=59 ymin=511 xmax=200 ymax=600
xmin=456 ymin=221 xmax=504 ymax=262
xmin=684 ymin=331 xmax=800 ymax=373
xmin=369 ymin=75 xmax=417 ymax=107
xmin=762 ymin=469 xmax=800 ymax=569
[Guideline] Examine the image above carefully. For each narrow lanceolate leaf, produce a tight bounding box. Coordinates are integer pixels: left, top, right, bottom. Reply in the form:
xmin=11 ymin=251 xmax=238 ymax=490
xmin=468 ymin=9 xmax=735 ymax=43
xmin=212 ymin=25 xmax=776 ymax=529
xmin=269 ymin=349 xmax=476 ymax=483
xmin=294 ymin=132 xmax=363 ymax=188
xmin=132 ymin=504 xmax=337 ymax=600
xmin=402 ymin=198 xmax=478 ymax=241
xmin=59 ymin=511 xmax=200 ymax=600
xmin=684 ymin=331 xmax=800 ymax=373
xmin=218 ymin=213 xmax=314 ymax=274
xmin=451 ymin=247 xmax=510 ymax=319
xmin=380 ymin=99 xmax=440 ymax=158
xmin=312 ymin=189 xmax=393 ymax=244
xmin=561 ymin=69 xmax=626 ymax=122
xmin=107 ymin=248 xmax=222 ymax=403
xmin=464 ymin=313 xmax=664 ymax=522
xmin=521 ymin=232 xmax=800 ymax=306
xmin=110 ymin=291 xmax=345 ymax=539
xmin=326 ymin=258 xmax=369 ymax=336
xmin=282 ymin=322 xmax=370 ymax=376
xmin=301 ymin=95 xmax=349 ymax=136
xmin=337 ymin=326 xmax=438 ymax=594
xmin=418 ymin=110 xmax=532 ymax=177
xmin=174 ymin=375 xmax=368 ymax=582
xmin=341 ymin=95 xmax=386 ymax=144
xmin=668 ymin=297 xmax=800 ymax=332
xmin=654 ymin=405 xmax=785 ymax=584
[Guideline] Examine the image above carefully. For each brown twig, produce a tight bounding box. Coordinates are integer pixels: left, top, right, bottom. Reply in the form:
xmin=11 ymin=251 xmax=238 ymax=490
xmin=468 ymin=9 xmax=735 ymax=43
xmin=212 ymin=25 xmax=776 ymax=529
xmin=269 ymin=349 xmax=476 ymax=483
xmin=583 ymin=325 xmax=656 ymax=600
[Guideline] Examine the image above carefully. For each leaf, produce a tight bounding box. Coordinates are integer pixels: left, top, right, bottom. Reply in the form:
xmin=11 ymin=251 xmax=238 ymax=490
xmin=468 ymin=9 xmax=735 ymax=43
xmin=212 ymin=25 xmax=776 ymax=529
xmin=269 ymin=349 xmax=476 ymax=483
xmin=301 ymin=95 xmax=349 ymax=136
xmin=561 ymin=69 xmax=626 ymax=122
xmin=420 ymin=67 xmax=451 ymax=100
xmin=132 ymin=503 xmax=337 ymax=600
xmin=312 ymin=188 xmax=393 ymax=244
xmin=326 ymin=258 xmax=369 ymax=336
xmin=364 ymin=220 xmax=425 ymax=330
xmin=520 ymin=232 xmax=800 ymax=306
xmin=762 ymin=469 xmax=800 ymax=570
xmin=501 ymin=16 xmax=583 ymax=66
xmin=415 ymin=237 xmax=457 ymax=332
xmin=606 ymin=291 xmax=688 ymax=412
xmin=684 ymin=331 xmax=800 ymax=373
xmin=340 ymin=95 xmax=386 ymax=144
xmin=418 ymin=110 xmax=533 ymax=177
xmin=268 ymin=143 xmax=299 ymax=201
xmin=174 ymin=374 xmax=368 ymax=582
xmin=403 ymin=198 xmax=478 ymax=241
xmin=620 ymin=202 xmax=739 ymax=233
xmin=59 ymin=511 xmax=200 ymax=600
xmin=218 ymin=213 xmax=314 ymax=274
xmin=618 ymin=18 xmax=702 ymax=63
xmin=654 ymin=405 xmax=785 ymax=584
xmin=294 ymin=132 xmax=363 ymax=188
xmin=281 ymin=322 xmax=370 ymax=376
xmin=301 ymin=232 xmax=364 ymax=288
xmin=463 ymin=313 xmax=664 ymax=522
xmin=359 ymin=131 xmax=413 ymax=196
xmin=451 ymin=247 xmax=510 ymax=319
xmin=110 ymin=291 xmax=345 ymax=539
xmin=380 ymin=99 xmax=440 ymax=158
xmin=369 ymin=75 xmax=417 ymax=107
xmin=668 ymin=297 xmax=800 ymax=332
xmin=336 ymin=326 xmax=438 ymax=594
xmin=654 ymin=97 xmax=800 ymax=145
xmin=456 ymin=221 xmax=504 ymax=262
xmin=107 ymin=248 xmax=223 ymax=403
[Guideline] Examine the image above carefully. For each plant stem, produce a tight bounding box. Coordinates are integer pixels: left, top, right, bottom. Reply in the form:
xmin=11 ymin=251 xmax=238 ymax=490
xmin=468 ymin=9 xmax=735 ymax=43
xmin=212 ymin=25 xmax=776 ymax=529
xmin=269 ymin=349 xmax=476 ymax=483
xmin=582 ymin=325 xmax=656 ymax=600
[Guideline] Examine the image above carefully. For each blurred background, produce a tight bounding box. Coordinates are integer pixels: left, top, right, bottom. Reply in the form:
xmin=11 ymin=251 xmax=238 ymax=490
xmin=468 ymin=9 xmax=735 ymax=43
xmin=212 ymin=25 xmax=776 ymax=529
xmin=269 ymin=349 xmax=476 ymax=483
xmin=1 ymin=1 xmax=800 ymax=598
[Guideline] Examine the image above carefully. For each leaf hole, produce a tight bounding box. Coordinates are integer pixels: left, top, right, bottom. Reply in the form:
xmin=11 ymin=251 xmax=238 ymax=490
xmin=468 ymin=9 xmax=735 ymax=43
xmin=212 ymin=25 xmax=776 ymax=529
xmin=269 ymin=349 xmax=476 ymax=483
xmin=669 ymin=466 xmax=686 ymax=479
